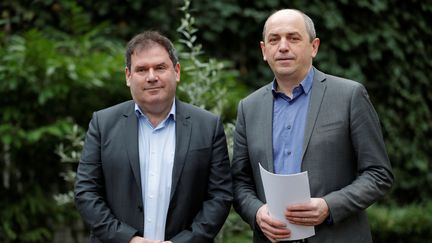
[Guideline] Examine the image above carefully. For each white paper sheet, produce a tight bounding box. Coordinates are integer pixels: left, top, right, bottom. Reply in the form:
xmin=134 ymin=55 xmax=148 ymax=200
xmin=259 ymin=163 xmax=315 ymax=240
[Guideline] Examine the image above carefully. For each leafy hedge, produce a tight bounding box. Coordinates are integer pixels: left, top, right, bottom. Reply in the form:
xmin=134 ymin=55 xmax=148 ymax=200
xmin=368 ymin=203 xmax=432 ymax=242
xmin=0 ymin=27 xmax=126 ymax=242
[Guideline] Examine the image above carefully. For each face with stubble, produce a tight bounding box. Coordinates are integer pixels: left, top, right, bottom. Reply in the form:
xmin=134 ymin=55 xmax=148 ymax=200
xmin=261 ymin=9 xmax=320 ymax=82
xmin=125 ymin=43 xmax=180 ymax=114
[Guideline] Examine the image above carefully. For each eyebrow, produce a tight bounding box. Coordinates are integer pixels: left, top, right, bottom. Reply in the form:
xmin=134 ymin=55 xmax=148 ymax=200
xmin=134 ymin=62 xmax=168 ymax=70
xmin=134 ymin=64 xmax=147 ymax=70
xmin=268 ymin=31 xmax=301 ymax=36
xmin=267 ymin=32 xmax=302 ymax=40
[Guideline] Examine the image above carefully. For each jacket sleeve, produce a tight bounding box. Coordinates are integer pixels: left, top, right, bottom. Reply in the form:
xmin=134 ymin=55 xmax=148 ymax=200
xmin=74 ymin=112 xmax=138 ymax=243
xmin=323 ymin=84 xmax=394 ymax=223
xmin=231 ymin=100 xmax=265 ymax=231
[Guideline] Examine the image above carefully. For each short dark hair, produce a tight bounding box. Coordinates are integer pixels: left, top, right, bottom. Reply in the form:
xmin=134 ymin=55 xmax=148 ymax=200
xmin=125 ymin=31 xmax=178 ymax=70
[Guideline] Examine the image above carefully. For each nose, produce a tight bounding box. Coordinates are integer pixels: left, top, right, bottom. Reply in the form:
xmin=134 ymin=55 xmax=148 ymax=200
xmin=146 ymin=68 xmax=158 ymax=82
xmin=279 ymin=38 xmax=289 ymax=53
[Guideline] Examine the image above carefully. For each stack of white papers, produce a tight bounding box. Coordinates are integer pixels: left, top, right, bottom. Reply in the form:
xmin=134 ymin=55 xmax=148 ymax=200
xmin=259 ymin=164 xmax=315 ymax=240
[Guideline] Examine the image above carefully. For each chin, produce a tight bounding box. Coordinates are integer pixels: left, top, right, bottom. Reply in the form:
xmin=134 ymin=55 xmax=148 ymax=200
xmin=276 ymin=69 xmax=295 ymax=76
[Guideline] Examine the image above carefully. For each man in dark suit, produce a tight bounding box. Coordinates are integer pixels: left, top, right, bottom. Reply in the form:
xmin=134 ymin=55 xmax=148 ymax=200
xmin=231 ymin=9 xmax=393 ymax=243
xmin=75 ymin=31 xmax=232 ymax=243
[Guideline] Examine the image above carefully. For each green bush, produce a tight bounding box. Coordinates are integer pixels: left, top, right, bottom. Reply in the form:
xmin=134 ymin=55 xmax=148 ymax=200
xmin=368 ymin=203 xmax=432 ymax=243
xmin=0 ymin=26 xmax=125 ymax=242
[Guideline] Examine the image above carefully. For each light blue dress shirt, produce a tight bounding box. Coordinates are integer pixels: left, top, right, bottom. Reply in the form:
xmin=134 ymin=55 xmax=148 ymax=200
xmin=272 ymin=68 xmax=314 ymax=174
xmin=135 ymin=100 xmax=176 ymax=240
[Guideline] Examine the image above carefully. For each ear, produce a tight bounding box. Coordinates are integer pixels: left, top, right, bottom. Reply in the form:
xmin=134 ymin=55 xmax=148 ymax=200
xmin=125 ymin=66 xmax=131 ymax=87
xmin=311 ymin=38 xmax=320 ymax=58
xmin=174 ymin=63 xmax=181 ymax=83
xmin=260 ymin=41 xmax=267 ymax=61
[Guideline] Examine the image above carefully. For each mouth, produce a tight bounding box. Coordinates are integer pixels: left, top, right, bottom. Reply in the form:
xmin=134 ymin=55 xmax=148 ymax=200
xmin=275 ymin=57 xmax=295 ymax=61
xmin=144 ymin=86 xmax=163 ymax=91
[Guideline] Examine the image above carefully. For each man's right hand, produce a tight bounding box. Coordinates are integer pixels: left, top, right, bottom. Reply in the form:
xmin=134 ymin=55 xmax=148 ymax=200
xmin=256 ymin=204 xmax=291 ymax=242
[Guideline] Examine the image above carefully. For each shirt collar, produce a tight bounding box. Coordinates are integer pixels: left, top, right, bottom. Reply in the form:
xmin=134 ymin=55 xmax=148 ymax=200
xmin=271 ymin=67 xmax=315 ymax=96
xmin=134 ymin=99 xmax=176 ymax=121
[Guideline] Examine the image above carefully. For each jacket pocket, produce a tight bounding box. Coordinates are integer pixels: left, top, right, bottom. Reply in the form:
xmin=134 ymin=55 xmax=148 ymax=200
xmin=317 ymin=120 xmax=344 ymax=133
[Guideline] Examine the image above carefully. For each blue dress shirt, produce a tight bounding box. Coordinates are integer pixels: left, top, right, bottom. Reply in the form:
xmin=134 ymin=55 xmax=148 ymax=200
xmin=135 ymin=101 xmax=176 ymax=240
xmin=272 ymin=68 xmax=314 ymax=174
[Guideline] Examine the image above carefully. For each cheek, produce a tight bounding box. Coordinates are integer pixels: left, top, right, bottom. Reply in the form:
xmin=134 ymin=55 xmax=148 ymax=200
xmin=266 ymin=48 xmax=276 ymax=57
xmin=129 ymin=85 xmax=139 ymax=97
xmin=129 ymin=81 xmax=143 ymax=93
xmin=168 ymin=81 xmax=178 ymax=92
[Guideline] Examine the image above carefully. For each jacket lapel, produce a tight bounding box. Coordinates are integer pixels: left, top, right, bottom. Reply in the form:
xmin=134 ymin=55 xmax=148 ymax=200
xmin=301 ymin=68 xmax=327 ymax=161
xmin=123 ymin=101 xmax=142 ymax=192
xmin=262 ymin=84 xmax=275 ymax=173
xmin=170 ymin=99 xmax=191 ymax=200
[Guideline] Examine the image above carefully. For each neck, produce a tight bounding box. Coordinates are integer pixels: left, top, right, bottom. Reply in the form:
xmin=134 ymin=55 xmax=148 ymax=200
xmin=276 ymin=79 xmax=299 ymax=98
xmin=139 ymin=100 xmax=173 ymax=127
xmin=276 ymin=67 xmax=311 ymax=98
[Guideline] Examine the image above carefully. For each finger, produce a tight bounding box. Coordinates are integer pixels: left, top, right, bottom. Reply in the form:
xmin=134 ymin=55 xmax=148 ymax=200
xmin=267 ymin=225 xmax=291 ymax=235
xmin=285 ymin=209 xmax=311 ymax=219
xmin=262 ymin=228 xmax=291 ymax=241
xmin=262 ymin=215 xmax=288 ymax=228
xmin=288 ymin=216 xmax=318 ymax=226
xmin=260 ymin=222 xmax=291 ymax=238
xmin=285 ymin=205 xmax=314 ymax=214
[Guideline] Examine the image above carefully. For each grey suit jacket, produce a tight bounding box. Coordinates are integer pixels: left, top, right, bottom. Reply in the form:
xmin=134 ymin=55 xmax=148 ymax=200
xmin=75 ymin=99 xmax=232 ymax=243
xmin=231 ymin=68 xmax=393 ymax=243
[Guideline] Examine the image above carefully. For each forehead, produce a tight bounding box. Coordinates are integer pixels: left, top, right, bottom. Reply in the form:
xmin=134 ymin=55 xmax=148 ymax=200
xmin=131 ymin=44 xmax=170 ymax=66
xmin=264 ymin=10 xmax=306 ymax=37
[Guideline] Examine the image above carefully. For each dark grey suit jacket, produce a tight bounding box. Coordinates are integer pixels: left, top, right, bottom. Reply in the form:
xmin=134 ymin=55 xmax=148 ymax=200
xmin=231 ymin=68 xmax=393 ymax=243
xmin=75 ymin=99 xmax=232 ymax=243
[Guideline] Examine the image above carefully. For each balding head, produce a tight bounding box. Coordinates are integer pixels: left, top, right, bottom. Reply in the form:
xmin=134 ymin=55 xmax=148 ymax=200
xmin=262 ymin=9 xmax=316 ymax=43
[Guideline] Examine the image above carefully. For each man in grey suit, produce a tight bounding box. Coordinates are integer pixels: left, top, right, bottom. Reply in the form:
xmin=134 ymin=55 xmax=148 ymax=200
xmin=231 ymin=9 xmax=393 ymax=243
xmin=75 ymin=31 xmax=232 ymax=243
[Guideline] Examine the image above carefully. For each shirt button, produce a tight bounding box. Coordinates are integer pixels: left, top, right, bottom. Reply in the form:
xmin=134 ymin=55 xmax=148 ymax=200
xmin=287 ymin=151 xmax=291 ymax=155
xmin=287 ymin=125 xmax=291 ymax=129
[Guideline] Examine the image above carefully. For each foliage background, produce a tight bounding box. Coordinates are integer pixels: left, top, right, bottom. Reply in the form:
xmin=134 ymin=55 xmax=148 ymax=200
xmin=0 ymin=0 xmax=431 ymax=242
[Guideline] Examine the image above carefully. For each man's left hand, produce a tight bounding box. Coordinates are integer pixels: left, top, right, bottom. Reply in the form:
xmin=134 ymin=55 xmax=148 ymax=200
xmin=284 ymin=198 xmax=329 ymax=226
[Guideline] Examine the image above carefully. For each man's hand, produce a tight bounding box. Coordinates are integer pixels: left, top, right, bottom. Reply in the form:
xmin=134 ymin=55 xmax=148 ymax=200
xmin=129 ymin=236 xmax=172 ymax=243
xmin=256 ymin=204 xmax=291 ymax=242
xmin=284 ymin=198 xmax=329 ymax=226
